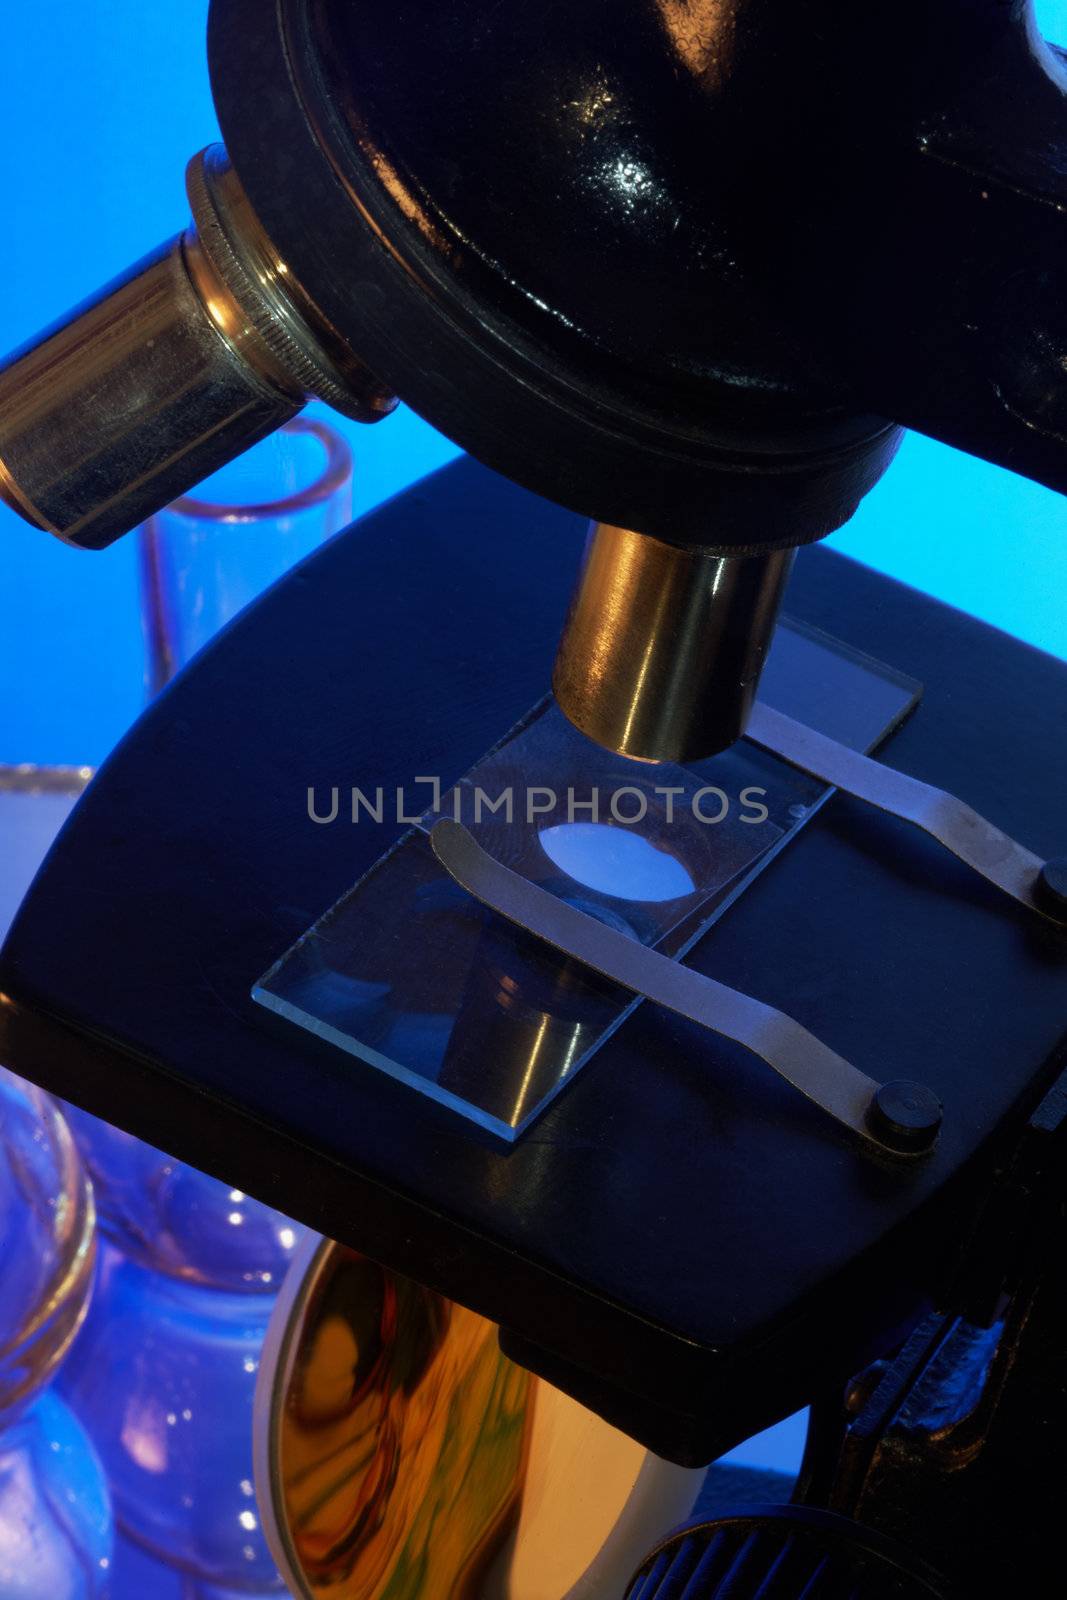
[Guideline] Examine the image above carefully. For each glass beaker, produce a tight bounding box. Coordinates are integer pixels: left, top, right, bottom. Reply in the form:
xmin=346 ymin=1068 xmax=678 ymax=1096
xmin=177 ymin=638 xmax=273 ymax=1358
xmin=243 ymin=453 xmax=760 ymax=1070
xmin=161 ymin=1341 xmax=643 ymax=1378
xmin=138 ymin=416 xmax=353 ymax=694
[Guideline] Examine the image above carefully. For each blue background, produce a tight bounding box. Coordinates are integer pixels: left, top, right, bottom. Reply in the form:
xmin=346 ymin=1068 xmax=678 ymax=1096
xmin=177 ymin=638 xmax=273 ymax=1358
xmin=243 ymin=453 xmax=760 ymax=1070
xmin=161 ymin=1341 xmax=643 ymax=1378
xmin=2 ymin=1 xmax=1067 ymax=765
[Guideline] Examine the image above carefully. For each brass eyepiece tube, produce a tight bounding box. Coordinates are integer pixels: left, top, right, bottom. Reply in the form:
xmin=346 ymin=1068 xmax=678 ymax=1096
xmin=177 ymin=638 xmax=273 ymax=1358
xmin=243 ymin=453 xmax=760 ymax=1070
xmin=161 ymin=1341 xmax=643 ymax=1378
xmin=553 ymin=522 xmax=794 ymax=762
xmin=0 ymin=146 xmax=394 ymax=551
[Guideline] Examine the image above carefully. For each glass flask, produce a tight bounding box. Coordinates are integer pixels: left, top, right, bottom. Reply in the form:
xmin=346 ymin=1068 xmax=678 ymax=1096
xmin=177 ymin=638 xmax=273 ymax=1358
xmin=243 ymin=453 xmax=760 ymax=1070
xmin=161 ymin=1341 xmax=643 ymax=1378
xmin=0 ymin=1068 xmax=112 ymax=1599
xmin=58 ymin=1246 xmax=288 ymax=1595
xmin=57 ymin=1104 xmax=308 ymax=1591
xmin=0 ymin=1069 xmax=97 ymax=1426
xmin=62 ymin=1105 xmax=303 ymax=1293
xmin=0 ymin=1390 xmax=113 ymax=1600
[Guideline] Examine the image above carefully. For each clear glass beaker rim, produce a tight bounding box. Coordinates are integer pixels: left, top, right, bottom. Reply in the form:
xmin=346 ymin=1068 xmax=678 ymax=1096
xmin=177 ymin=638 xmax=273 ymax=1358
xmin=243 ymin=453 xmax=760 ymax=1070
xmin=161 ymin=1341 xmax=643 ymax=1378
xmin=169 ymin=417 xmax=353 ymax=525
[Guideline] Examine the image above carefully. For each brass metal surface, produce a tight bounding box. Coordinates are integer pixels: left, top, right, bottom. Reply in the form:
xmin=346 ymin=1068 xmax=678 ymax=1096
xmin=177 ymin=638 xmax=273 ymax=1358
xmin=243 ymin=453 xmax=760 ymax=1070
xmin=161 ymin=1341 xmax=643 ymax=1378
xmin=553 ymin=522 xmax=793 ymax=761
xmin=0 ymin=145 xmax=394 ymax=550
xmin=257 ymin=1237 xmax=534 ymax=1599
xmin=187 ymin=146 xmax=396 ymax=424
xmin=0 ymin=451 xmax=44 ymax=529
xmin=0 ymin=229 xmax=301 ymax=549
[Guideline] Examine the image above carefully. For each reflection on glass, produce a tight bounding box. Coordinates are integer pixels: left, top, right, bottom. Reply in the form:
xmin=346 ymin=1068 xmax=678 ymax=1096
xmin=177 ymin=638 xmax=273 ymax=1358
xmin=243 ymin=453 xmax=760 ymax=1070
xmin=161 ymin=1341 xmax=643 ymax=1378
xmin=62 ymin=1104 xmax=303 ymax=1293
xmin=0 ymin=1390 xmax=113 ymax=1600
xmin=0 ymin=1070 xmax=97 ymax=1423
xmin=58 ymin=1248 xmax=286 ymax=1594
xmin=56 ymin=1106 xmax=309 ymax=1594
xmin=257 ymin=700 xmax=784 ymax=1140
xmin=255 ymin=621 xmax=920 ymax=1140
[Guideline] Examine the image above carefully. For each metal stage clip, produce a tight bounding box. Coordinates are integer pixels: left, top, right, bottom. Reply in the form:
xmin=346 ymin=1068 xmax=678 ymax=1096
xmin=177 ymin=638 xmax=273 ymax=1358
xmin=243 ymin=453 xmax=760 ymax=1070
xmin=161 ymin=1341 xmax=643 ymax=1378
xmin=430 ymin=819 xmax=943 ymax=1161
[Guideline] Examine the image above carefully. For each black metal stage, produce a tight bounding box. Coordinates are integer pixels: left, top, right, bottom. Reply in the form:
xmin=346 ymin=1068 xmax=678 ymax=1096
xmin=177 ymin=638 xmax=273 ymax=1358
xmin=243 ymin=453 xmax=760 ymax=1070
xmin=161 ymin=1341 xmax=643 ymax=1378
xmin=2 ymin=458 xmax=1065 ymax=1464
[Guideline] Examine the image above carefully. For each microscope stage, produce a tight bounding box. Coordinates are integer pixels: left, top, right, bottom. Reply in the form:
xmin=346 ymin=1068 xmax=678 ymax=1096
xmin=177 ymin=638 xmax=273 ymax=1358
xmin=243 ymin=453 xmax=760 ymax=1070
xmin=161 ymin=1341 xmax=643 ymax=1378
xmin=2 ymin=458 xmax=1065 ymax=1464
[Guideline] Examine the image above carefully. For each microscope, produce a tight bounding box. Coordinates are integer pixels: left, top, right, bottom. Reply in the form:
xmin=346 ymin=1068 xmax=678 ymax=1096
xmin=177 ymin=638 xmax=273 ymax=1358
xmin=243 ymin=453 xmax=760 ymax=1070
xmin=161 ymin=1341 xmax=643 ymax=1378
xmin=2 ymin=2 xmax=1067 ymax=1594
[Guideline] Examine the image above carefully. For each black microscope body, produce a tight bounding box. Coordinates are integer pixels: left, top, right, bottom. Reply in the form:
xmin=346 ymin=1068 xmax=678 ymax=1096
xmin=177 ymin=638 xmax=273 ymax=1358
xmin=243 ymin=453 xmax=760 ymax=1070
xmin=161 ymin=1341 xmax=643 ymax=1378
xmin=2 ymin=4 xmax=1067 ymax=1594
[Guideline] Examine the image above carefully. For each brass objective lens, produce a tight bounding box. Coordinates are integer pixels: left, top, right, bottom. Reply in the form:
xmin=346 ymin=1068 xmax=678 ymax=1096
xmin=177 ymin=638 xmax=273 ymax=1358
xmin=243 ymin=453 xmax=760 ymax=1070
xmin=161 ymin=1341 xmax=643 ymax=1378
xmin=553 ymin=522 xmax=794 ymax=763
xmin=0 ymin=145 xmax=394 ymax=551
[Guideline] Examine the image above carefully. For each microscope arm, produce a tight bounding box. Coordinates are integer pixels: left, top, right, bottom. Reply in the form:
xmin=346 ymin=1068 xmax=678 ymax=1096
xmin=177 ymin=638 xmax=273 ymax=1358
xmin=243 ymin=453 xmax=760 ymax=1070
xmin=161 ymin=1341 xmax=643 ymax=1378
xmin=798 ymin=21 xmax=1067 ymax=495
